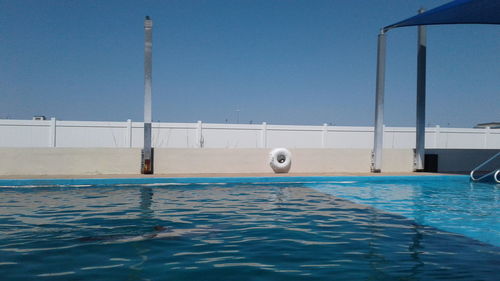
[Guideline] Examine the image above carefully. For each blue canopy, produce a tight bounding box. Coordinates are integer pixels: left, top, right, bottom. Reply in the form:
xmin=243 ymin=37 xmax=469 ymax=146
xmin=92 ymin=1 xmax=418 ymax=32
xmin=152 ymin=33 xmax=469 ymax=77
xmin=385 ymin=0 xmax=500 ymax=31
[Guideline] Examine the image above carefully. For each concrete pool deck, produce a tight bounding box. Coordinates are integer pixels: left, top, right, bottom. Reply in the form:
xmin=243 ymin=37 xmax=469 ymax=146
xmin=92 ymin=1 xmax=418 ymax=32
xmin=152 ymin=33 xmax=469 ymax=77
xmin=0 ymin=172 xmax=457 ymax=180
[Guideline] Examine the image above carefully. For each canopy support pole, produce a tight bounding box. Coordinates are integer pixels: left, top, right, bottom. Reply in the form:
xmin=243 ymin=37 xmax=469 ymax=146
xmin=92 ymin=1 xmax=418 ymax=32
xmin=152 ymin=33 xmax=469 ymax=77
xmin=415 ymin=10 xmax=426 ymax=172
xmin=372 ymin=29 xmax=386 ymax=173
xmin=142 ymin=16 xmax=154 ymax=174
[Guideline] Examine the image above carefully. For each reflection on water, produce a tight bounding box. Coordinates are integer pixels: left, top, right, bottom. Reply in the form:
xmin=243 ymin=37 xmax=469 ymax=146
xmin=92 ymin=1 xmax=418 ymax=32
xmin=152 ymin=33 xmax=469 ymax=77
xmin=0 ymin=182 xmax=498 ymax=281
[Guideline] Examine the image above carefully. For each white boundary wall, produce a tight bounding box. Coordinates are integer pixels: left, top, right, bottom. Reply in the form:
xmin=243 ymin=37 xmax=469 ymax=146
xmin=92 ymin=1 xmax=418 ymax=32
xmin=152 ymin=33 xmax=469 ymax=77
xmin=1 ymin=119 xmax=499 ymax=149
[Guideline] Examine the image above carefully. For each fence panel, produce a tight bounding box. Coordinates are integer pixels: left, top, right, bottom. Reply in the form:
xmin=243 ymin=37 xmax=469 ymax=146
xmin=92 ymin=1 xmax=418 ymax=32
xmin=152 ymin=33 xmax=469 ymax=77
xmin=0 ymin=119 xmax=498 ymax=149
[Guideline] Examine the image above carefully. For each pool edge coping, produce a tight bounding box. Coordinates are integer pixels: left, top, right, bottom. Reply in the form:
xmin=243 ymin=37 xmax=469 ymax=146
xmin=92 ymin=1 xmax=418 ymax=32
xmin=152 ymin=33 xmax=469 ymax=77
xmin=0 ymin=174 xmax=469 ymax=187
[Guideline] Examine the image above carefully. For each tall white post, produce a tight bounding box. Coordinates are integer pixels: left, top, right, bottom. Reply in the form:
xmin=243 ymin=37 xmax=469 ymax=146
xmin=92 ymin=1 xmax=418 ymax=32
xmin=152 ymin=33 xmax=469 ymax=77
xmin=372 ymin=29 xmax=387 ymax=173
xmin=415 ymin=8 xmax=427 ymax=171
xmin=142 ymin=16 xmax=154 ymax=174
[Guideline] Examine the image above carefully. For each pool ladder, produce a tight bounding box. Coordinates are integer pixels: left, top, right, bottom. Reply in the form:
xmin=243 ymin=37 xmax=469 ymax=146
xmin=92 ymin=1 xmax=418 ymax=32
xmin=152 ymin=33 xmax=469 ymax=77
xmin=470 ymin=152 xmax=500 ymax=183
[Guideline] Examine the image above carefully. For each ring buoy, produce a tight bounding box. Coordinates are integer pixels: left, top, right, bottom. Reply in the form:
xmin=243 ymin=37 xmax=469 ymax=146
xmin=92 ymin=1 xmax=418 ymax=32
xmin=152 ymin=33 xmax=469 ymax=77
xmin=269 ymin=148 xmax=292 ymax=173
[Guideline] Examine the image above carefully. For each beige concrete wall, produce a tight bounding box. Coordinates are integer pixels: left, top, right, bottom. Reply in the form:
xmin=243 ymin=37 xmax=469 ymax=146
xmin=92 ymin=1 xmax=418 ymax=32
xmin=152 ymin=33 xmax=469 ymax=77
xmin=154 ymin=149 xmax=270 ymax=174
xmin=381 ymin=149 xmax=415 ymax=172
xmin=154 ymin=148 xmax=414 ymax=174
xmin=289 ymin=149 xmax=372 ymax=173
xmin=155 ymin=148 xmax=375 ymax=174
xmin=0 ymin=148 xmax=141 ymax=176
xmin=0 ymin=148 xmax=415 ymax=176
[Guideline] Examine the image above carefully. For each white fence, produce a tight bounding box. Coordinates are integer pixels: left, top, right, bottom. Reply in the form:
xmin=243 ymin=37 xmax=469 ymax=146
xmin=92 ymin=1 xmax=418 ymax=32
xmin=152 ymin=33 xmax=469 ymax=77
xmin=0 ymin=119 xmax=499 ymax=149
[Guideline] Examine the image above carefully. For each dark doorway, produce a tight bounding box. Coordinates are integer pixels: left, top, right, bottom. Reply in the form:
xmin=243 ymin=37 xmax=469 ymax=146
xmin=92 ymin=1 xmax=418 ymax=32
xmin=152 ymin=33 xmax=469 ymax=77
xmin=424 ymin=154 xmax=438 ymax=172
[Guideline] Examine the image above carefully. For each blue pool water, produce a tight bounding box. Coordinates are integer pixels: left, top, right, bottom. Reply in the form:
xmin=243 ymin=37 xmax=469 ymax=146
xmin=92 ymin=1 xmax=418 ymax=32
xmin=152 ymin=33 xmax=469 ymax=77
xmin=0 ymin=176 xmax=498 ymax=280
xmin=309 ymin=176 xmax=500 ymax=247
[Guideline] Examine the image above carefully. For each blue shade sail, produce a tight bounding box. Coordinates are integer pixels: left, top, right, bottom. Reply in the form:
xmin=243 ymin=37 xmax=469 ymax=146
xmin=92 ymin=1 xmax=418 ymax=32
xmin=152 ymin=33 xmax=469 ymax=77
xmin=385 ymin=0 xmax=500 ymax=31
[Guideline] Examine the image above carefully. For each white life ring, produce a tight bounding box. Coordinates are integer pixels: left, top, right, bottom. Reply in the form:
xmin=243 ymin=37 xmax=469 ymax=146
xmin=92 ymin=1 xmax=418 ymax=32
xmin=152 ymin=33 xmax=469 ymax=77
xmin=269 ymin=148 xmax=292 ymax=173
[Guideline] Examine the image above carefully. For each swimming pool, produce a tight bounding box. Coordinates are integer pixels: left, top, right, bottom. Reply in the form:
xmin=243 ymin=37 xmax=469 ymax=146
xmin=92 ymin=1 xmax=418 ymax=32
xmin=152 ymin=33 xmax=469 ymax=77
xmin=0 ymin=176 xmax=498 ymax=280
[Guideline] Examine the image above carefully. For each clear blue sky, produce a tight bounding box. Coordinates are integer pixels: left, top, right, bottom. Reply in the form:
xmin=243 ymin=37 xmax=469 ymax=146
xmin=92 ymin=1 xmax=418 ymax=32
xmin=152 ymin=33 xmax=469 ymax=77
xmin=1 ymin=0 xmax=498 ymax=127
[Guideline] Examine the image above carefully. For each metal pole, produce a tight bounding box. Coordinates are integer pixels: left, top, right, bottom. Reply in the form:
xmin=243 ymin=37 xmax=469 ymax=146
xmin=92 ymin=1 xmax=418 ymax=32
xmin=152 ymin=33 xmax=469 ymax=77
xmin=142 ymin=16 xmax=154 ymax=174
xmin=415 ymin=9 xmax=426 ymax=172
xmin=372 ymin=29 xmax=386 ymax=173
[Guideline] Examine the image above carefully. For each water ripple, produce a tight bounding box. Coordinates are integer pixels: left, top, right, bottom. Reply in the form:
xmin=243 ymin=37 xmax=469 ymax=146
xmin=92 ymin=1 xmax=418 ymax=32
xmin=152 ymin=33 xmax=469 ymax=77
xmin=0 ymin=182 xmax=498 ymax=280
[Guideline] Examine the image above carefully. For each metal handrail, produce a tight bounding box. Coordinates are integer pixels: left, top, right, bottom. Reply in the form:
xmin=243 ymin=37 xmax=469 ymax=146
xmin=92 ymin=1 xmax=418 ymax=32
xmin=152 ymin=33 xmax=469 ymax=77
xmin=470 ymin=152 xmax=500 ymax=182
